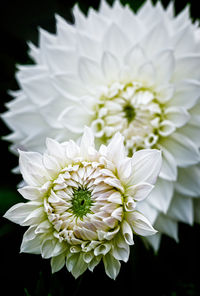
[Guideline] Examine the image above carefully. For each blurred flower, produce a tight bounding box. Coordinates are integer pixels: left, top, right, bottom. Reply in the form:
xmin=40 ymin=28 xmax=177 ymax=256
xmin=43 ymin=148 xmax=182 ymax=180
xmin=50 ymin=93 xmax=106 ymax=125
xmin=2 ymin=0 xmax=200 ymax=249
xmin=4 ymin=128 xmax=161 ymax=279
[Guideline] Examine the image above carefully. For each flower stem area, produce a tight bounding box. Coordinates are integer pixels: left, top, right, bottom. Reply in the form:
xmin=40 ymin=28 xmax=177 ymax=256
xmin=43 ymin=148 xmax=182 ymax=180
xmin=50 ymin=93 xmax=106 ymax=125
xmin=0 ymin=0 xmax=200 ymax=295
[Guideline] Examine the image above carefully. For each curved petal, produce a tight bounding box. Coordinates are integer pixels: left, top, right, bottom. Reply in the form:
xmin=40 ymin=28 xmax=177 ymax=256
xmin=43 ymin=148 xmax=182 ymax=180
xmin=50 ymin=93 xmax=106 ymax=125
xmin=51 ymin=253 xmax=66 ymax=273
xmin=126 ymin=183 xmax=154 ymax=201
xmin=3 ymin=202 xmax=42 ymax=226
xmin=103 ymin=23 xmax=131 ymax=57
xmin=144 ymin=233 xmax=161 ymax=252
xmin=106 ymin=132 xmax=126 ymax=168
xmin=176 ymin=165 xmax=200 ymax=197
xmin=20 ymin=227 xmax=42 ymax=254
xmin=154 ymin=214 xmax=178 ymax=241
xmin=154 ymin=49 xmax=175 ymax=84
xmin=103 ymin=253 xmax=121 ymax=280
xmin=58 ymin=104 xmax=93 ymax=134
xmin=126 ymin=211 xmax=157 ymax=236
xmin=80 ymin=127 xmax=95 ymax=158
xmin=147 ymin=178 xmax=174 ymax=214
xmin=159 ymin=146 xmax=177 ymax=181
xmin=164 ymin=106 xmax=190 ymax=128
xmin=167 ymin=192 xmax=193 ymax=225
xmin=160 ymin=132 xmax=200 ymax=167
xmin=129 ymin=149 xmax=162 ymax=185
xmin=19 ymin=150 xmax=50 ymax=186
xmin=78 ymin=56 xmax=104 ymax=86
xmin=101 ymin=51 xmax=120 ymax=82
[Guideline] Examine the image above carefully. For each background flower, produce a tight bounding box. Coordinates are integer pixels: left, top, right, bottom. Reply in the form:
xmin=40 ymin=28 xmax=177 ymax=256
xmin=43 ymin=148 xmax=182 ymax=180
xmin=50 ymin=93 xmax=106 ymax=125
xmin=4 ymin=128 xmax=161 ymax=279
xmin=2 ymin=0 xmax=200 ymax=251
xmin=1 ymin=0 xmax=200 ymax=295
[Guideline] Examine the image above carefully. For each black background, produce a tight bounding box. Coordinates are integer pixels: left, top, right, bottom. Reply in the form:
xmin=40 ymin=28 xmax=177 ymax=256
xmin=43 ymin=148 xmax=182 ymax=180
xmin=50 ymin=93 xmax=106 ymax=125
xmin=0 ymin=0 xmax=200 ymax=295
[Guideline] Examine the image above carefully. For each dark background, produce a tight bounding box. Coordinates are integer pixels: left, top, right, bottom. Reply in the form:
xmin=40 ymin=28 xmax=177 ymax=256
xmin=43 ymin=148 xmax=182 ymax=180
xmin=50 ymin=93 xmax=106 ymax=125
xmin=0 ymin=0 xmax=200 ymax=295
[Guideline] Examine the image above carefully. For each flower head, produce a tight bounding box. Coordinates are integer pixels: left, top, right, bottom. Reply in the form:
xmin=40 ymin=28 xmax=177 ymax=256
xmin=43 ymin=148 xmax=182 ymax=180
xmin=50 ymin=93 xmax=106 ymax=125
xmin=2 ymin=0 xmax=200 ymax=249
xmin=4 ymin=128 xmax=161 ymax=279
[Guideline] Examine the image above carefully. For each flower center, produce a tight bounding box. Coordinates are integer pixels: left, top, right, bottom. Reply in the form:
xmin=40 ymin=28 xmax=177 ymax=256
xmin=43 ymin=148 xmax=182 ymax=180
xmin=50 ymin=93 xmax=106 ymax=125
xmin=123 ymin=104 xmax=136 ymax=123
xmin=44 ymin=161 xmax=124 ymax=246
xmin=91 ymin=81 xmax=166 ymax=155
xmin=71 ymin=187 xmax=93 ymax=218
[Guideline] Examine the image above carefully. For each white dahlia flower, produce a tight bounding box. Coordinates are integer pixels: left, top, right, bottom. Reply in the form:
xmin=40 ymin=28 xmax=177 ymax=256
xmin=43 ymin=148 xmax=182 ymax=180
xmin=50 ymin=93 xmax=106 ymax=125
xmin=2 ymin=0 xmax=200 ymax=250
xmin=4 ymin=128 xmax=161 ymax=279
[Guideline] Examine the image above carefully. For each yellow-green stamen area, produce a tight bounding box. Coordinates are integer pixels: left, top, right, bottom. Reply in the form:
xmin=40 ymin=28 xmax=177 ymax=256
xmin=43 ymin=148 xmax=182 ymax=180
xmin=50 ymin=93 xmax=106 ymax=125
xmin=71 ymin=187 xmax=93 ymax=218
xmin=123 ymin=104 xmax=136 ymax=123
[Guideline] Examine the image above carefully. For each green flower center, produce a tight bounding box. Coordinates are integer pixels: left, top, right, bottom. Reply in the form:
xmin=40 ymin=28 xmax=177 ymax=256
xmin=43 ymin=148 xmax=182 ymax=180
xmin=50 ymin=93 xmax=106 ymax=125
xmin=123 ymin=104 xmax=136 ymax=123
xmin=71 ymin=187 xmax=93 ymax=218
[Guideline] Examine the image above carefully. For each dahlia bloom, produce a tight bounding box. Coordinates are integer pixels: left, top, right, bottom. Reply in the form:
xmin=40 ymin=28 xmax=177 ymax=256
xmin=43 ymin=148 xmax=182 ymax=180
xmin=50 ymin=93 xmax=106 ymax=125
xmin=4 ymin=128 xmax=161 ymax=279
xmin=2 ymin=0 xmax=200 ymax=249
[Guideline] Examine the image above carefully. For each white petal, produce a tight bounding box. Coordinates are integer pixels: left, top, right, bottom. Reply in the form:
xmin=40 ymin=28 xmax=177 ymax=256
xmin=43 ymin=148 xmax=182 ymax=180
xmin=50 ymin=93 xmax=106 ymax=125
xmin=101 ymin=51 xmax=120 ymax=82
xmin=167 ymin=193 xmax=193 ymax=225
xmin=126 ymin=183 xmax=154 ymax=201
xmin=112 ymin=234 xmax=130 ymax=262
xmin=43 ymin=153 xmax=61 ymax=177
xmin=164 ymin=107 xmax=190 ymax=128
xmin=58 ymin=104 xmax=92 ymax=134
xmin=88 ymin=256 xmax=101 ymax=272
xmin=103 ymin=23 xmax=130 ymax=57
xmin=18 ymin=186 xmax=43 ymax=200
xmin=51 ymin=253 xmax=66 ymax=273
xmin=176 ymin=165 xmax=200 ymax=197
xmin=103 ymin=253 xmax=121 ymax=280
xmin=71 ymin=253 xmax=88 ymax=279
xmin=20 ymin=228 xmax=42 ymax=254
xmin=45 ymin=46 xmax=78 ymax=74
xmin=19 ymin=150 xmax=50 ymax=186
xmin=158 ymin=120 xmax=176 ymax=137
xmin=160 ymin=133 xmax=200 ymax=167
xmin=53 ymin=73 xmax=86 ymax=98
xmin=124 ymin=45 xmax=146 ymax=74
xmin=22 ymin=207 xmax=45 ymax=226
xmin=17 ymin=74 xmax=56 ymax=106
xmin=121 ymin=220 xmax=134 ymax=245
xmin=136 ymin=201 xmax=159 ymax=225
xmin=159 ymin=146 xmax=177 ymax=181
xmin=78 ymin=56 xmax=104 ymax=86
xmin=154 ymin=49 xmax=175 ymax=84
xmin=156 ymin=84 xmax=174 ymax=103
xmin=126 ymin=211 xmax=157 ymax=237
xmin=129 ymin=149 xmax=162 ymax=185
xmin=138 ymin=62 xmax=155 ymax=86
xmin=141 ymin=22 xmax=170 ymax=57
xmin=73 ymin=4 xmax=87 ymax=29
xmin=118 ymin=158 xmax=133 ymax=181
xmin=154 ymin=214 xmax=178 ymax=241
xmin=94 ymin=243 xmax=111 ymax=256
xmin=106 ymin=132 xmax=125 ymax=168
xmin=83 ymin=252 xmax=94 ymax=264
xmin=178 ymin=121 xmax=200 ymax=147
xmin=147 ymin=178 xmax=174 ymax=214
xmin=4 ymin=202 xmax=41 ymax=226
xmin=41 ymin=239 xmax=57 ymax=259
xmin=80 ymin=127 xmax=95 ymax=158
xmin=66 ymin=253 xmax=77 ymax=272
xmin=46 ymin=138 xmax=66 ymax=165
xmin=173 ymin=24 xmax=196 ymax=56
xmin=173 ymin=55 xmax=200 ymax=81
xmin=144 ymin=233 xmax=161 ymax=252
xmin=99 ymin=0 xmax=112 ymax=16
xmin=168 ymin=79 xmax=200 ymax=109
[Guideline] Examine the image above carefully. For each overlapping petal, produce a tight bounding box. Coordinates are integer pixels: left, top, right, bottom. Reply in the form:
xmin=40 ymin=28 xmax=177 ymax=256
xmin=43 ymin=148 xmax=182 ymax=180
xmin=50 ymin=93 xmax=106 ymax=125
xmin=2 ymin=0 xmax=200 ymax=252
xmin=4 ymin=128 xmax=160 ymax=279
